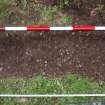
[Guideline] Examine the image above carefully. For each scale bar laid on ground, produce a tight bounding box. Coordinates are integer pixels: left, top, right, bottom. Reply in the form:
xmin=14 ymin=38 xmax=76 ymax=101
xmin=1 ymin=94 xmax=105 ymax=97
xmin=0 ymin=26 xmax=105 ymax=31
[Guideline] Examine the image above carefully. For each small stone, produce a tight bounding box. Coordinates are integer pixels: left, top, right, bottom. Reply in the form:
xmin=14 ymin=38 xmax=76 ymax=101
xmin=17 ymin=98 xmax=27 ymax=103
xmin=36 ymin=59 xmax=41 ymax=63
xmin=45 ymin=61 xmax=48 ymax=64
xmin=72 ymin=32 xmax=75 ymax=35
xmin=40 ymin=32 xmax=43 ymax=36
xmin=0 ymin=67 xmax=3 ymax=72
xmin=79 ymin=64 xmax=82 ymax=68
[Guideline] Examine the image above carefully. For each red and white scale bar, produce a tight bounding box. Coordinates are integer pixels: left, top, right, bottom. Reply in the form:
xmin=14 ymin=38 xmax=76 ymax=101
xmin=0 ymin=26 xmax=105 ymax=31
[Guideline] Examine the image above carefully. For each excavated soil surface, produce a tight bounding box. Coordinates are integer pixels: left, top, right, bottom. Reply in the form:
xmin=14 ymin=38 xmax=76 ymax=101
xmin=0 ymin=31 xmax=105 ymax=80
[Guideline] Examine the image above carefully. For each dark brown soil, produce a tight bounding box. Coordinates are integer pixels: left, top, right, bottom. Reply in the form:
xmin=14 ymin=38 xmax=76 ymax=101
xmin=0 ymin=31 xmax=105 ymax=80
xmin=0 ymin=0 xmax=105 ymax=80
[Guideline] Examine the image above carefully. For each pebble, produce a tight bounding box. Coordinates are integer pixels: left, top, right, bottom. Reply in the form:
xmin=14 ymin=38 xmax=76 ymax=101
xmin=78 ymin=64 xmax=82 ymax=68
xmin=0 ymin=67 xmax=3 ymax=72
xmin=16 ymin=98 xmax=27 ymax=103
xmin=36 ymin=59 xmax=42 ymax=63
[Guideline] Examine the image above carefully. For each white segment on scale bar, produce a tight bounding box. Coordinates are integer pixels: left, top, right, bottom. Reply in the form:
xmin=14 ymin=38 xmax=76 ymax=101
xmin=50 ymin=27 xmax=73 ymax=30
xmin=5 ymin=27 xmax=27 ymax=31
xmin=95 ymin=26 xmax=105 ymax=30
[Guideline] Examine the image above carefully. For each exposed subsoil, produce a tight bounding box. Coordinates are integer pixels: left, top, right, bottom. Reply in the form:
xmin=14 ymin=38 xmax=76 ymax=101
xmin=0 ymin=0 xmax=105 ymax=80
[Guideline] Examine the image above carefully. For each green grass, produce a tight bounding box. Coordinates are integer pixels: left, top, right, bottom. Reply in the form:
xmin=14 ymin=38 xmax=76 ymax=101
xmin=0 ymin=0 xmax=14 ymax=23
xmin=0 ymin=74 xmax=105 ymax=94
xmin=0 ymin=97 xmax=105 ymax=105
xmin=35 ymin=5 xmax=72 ymax=26
xmin=0 ymin=0 xmax=72 ymax=25
xmin=0 ymin=74 xmax=105 ymax=104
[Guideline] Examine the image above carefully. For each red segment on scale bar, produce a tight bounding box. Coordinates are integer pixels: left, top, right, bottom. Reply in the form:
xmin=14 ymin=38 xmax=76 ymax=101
xmin=27 ymin=26 xmax=50 ymax=31
xmin=0 ymin=27 xmax=5 ymax=31
xmin=73 ymin=26 xmax=95 ymax=30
